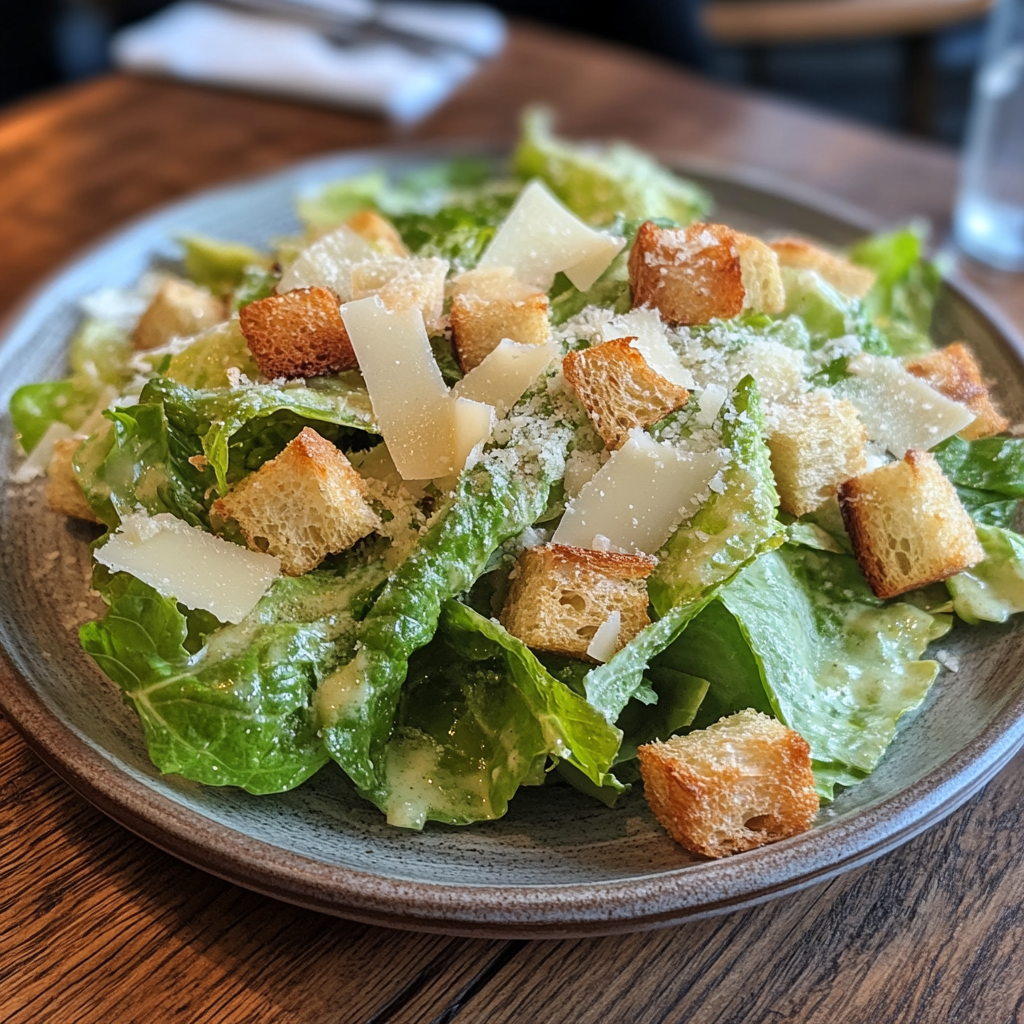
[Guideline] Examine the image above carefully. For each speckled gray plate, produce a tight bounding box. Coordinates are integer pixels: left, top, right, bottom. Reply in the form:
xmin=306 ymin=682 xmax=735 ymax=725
xmin=3 ymin=147 xmax=1024 ymax=938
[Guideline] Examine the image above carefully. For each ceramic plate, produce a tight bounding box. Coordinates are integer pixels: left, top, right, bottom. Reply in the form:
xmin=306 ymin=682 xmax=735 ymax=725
xmin=3 ymin=147 xmax=1024 ymax=938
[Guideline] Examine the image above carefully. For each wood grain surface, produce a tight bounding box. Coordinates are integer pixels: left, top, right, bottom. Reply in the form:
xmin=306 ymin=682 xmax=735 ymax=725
xmin=2 ymin=21 xmax=1024 ymax=1024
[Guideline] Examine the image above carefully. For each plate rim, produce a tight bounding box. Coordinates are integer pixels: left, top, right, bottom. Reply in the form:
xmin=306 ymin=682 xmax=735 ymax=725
xmin=3 ymin=144 xmax=1024 ymax=938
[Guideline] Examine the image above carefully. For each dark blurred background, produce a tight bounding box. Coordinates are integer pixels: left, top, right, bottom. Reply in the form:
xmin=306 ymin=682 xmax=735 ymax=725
xmin=0 ymin=0 xmax=990 ymax=144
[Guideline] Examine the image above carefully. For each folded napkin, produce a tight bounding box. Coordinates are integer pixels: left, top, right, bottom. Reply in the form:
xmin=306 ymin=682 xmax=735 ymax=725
xmin=111 ymin=0 xmax=506 ymax=124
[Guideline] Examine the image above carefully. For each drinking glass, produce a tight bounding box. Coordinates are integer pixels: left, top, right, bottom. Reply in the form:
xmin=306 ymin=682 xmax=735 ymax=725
xmin=953 ymin=0 xmax=1024 ymax=272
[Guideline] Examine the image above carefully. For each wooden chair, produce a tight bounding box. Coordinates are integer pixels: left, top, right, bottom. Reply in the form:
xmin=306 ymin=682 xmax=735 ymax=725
xmin=702 ymin=0 xmax=994 ymax=135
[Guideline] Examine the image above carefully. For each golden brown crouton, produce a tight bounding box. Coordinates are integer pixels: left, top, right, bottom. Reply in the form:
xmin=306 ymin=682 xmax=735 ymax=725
xmin=239 ymin=286 xmax=356 ymax=379
xmin=345 ymin=209 xmax=409 ymax=257
xmin=212 ymin=427 xmax=380 ymax=576
xmin=905 ymin=342 xmax=1008 ymax=440
xmin=838 ymin=449 xmax=985 ymax=599
xmin=499 ymin=543 xmax=655 ymax=661
xmin=562 ymin=338 xmax=690 ymax=450
xmin=629 ymin=222 xmax=785 ymax=326
xmin=770 ymin=238 xmax=877 ymax=299
xmin=133 ymin=279 xmax=226 ymax=350
xmin=735 ymin=235 xmax=786 ymax=315
xmin=45 ymin=437 xmax=100 ymax=523
xmin=449 ymin=267 xmax=551 ymax=371
xmin=638 ymin=709 xmax=819 ymax=859
xmin=768 ymin=390 xmax=867 ymax=517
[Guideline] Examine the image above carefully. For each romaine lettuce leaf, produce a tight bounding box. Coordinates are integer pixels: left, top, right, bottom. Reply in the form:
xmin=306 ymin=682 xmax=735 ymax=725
xmin=383 ymin=601 xmax=621 ymax=828
xmin=850 ymin=226 xmax=940 ymax=357
xmin=73 ymin=400 xmax=214 ymax=530
xmin=296 ymin=171 xmax=387 ymax=231
xmin=717 ymin=545 xmax=950 ymax=797
xmin=947 ymin=524 xmax=1024 ymax=624
xmin=178 ymin=233 xmax=270 ymax=296
xmin=513 ymin=107 xmax=710 ymax=226
xmin=648 ymin=375 xmax=785 ymax=614
xmin=166 ymin=320 xmax=261 ymax=389
xmin=318 ymin=375 xmax=587 ymax=803
xmin=388 ymin=189 xmax=516 ymax=267
xmin=10 ymin=375 xmax=107 ymax=454
xmin=933 ymin=434 xmax=1024 ymax=497
xmin=69 ymin=318 xmax=133 ymax=388
xmin=79 ymin=569 xmax=390 ymax=793
xmin=229 ymin=266 xmax=280 ymax=312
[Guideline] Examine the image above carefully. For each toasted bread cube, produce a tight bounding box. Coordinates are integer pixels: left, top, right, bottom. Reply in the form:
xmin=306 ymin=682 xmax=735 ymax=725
xmin=450 ymin=267 xmax=551 ymax=371
xmin=735 ymin=235 xmax=786 ymax=315
xmin=500 ymin=543 xmax=655 ymax=661
xmin=45 ymin=437 xmax=100 ymax=523
xmin=345 ymin=209 xmax=409 ymax=257
xmin=212 ymin=427 xmax=380 ymax=576
xmin=562 ymin=338 xmax=690 ymax=450
xmin=838 ymin=450 xmax=984 ymax=599
xmin=905 ymin=342 xmax=1008 ymax=440
xmin=629 ymin=221 xmax=784 ymax=326
xmin=638 ymin=709 xmax=819 ymax=858
xmin=133 ymin=279 xmax=226 ymax=351
xmin=350 ymin=256 xmax=448 ymax=331
xmin=239 ymin=286 xmax=355 ymax=379
xmin=770 ymin=238 xmax=877 ymax=299
xmin=768 ymin=390 xmax=867 ymax=517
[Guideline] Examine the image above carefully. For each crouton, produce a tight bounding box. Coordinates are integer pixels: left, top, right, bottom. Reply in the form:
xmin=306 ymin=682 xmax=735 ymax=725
xmin=629 ymin=221 xmax=785 ymax=326
xmin=770 ymin=237 xmax=877 ymax=299
xmin=345 ymin=209 xmax=409 ymax=257
xmin=638 ymin=709 xmax=819 ymax=858
xmin=735 ymin=234 xmax=786 ymax=315
xmin=838 ymin=449 xmax=984 ymax=599
xmin=450 ymin=267 xmax=551 ymax=371
xmin=905 ymin=342 xmax=1008 ymax=440
xmin=562 ymin=338 xmax=690 ymax=450
xmin=133 ymin=279 xmax=226 ymax=350
xmin=239 ymin=286 xmax=355 ymax=379
xmin=350 ymin=256 xmax=448 ymax=330
xmin=499 ymin=543 xmax=655 ymax=661
xmin=212 ymin=427 xmax=380 ymax=576
xmin=768 ymin=390 xmax=867 ymax=517
xmin=45 ymin=437 xmax=100 ymax=523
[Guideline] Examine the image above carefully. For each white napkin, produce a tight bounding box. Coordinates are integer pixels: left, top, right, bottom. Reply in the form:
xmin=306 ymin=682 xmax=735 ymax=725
xmin=111 ymin=0 xmax=506 ymax=124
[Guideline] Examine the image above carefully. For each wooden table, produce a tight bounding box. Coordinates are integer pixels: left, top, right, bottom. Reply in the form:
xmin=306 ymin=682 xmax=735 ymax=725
xmin=3 ymin=23 xmax=1024 ymax=1024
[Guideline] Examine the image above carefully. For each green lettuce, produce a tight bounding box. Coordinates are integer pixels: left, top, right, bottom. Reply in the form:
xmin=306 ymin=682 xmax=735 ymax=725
xmin=717 ymin=545 xmax=950 ymax=797
xmin=383 ymin=601 xmax=621 ymax=828
xmin=948 ymin=524 xmax=1024 ymax=624
xmin=79 ymin=569 xmax=388 ymax=793
xmin=850 ymin=226 xmax=940 ymax=357
xmin=318 ymin=376 xmax=587 ymax=804
xmin=513 ymin=107 xmax=710 ymax=226
xmin=179 ymin=233 xmax=270 ymax=296
xmin=165 ymin=320 xmax=261 ymax=389
xmin=69 ymin=318 xmax=134 ymax=388
xmin=10 ymin=375 xmax=107 ymax=454
xmin=296 ymin=171 xmax=387 ymax=230
xmin=648 ymin=376 xmax=785 ymax=614
xmin=229 ymin=266 xmax=280 ymax=312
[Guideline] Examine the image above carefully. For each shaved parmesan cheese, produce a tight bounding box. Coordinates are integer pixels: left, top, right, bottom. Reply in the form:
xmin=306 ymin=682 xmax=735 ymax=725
xmin=695 ymin=384 xmax=728 ymax=426
xmin=350 ymin=256 xmax=448 ymax=325
xmin=340 ymin=296 xmax=455 ymax=480
xmin=586 ymin=610 xmax=622 ymax=663
xmin=478 ymin=180 xmax=624 ymax=291
xmin=452 ymin=396 xmax=495 ymax=470
xmin=95 ymin=513 xmax=279 ymax=623
xmin=552 ymin=430 xmax=724 ymax=555
xmin=452 ymin=339 xmax=560 ymax=416
xmin=835 ymin=354 xmax=976 ymax=458
xmin=277 ymin=226 xmax=374 ymax=298
xmin=601 ymin=308 xmax=695 ymax=389
xmin=10 ymin=421 xmax=73 ymax=483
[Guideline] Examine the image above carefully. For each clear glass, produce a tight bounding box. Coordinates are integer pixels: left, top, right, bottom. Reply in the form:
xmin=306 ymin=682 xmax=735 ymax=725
xmin=953 ymin=0 xmax=1024 ymax=272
